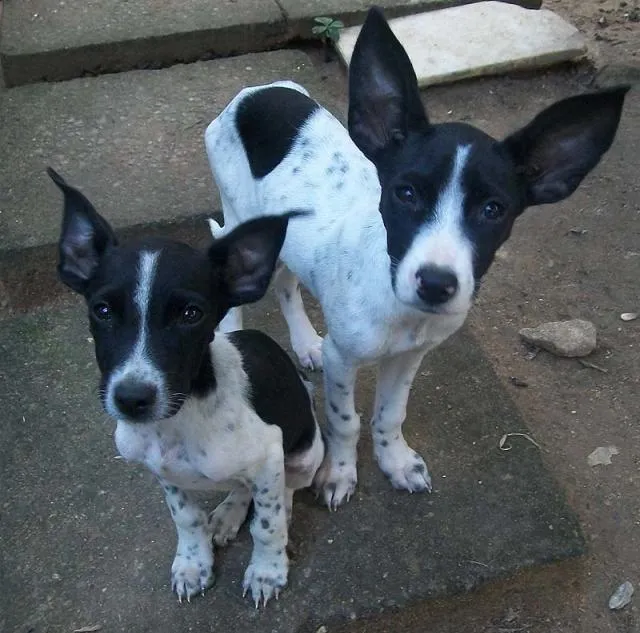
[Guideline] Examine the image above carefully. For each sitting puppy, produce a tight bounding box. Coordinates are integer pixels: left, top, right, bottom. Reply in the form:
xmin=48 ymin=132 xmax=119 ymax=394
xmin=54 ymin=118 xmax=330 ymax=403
xmin=48 ymin=168 xmax=324 ymax=606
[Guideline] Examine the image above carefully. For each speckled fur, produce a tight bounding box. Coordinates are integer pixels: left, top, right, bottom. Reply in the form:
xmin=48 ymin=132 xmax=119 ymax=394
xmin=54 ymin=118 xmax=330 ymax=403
xmin=205 ymin=9 xmax=628 ymax=509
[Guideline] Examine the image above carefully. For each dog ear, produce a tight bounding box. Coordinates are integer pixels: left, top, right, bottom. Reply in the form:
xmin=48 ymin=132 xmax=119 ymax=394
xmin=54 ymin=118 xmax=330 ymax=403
xmin=209 ymin=211 xmax=306 ymax=308
xmin=48 ymin=168 xmax=117 ymax=294
xmin=348 ymin=6 xmax=428 ymax=162
xmin=503 ymin=86 xmax=629 ymax=208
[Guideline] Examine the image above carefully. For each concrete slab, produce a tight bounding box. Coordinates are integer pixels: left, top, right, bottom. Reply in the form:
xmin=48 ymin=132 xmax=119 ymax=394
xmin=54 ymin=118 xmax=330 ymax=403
xmin=0 ymin=50 xmax=345 ymax=255
xmin=0 ymin=0 xmax=287 ymax=86
xmin=280 ymin=0 xmax=542 ymax=38
xmin=0 ymin=0 xmax=543 ymax=87
xmin=0 ymin=286 xmax=584 ymax=633
xmin=336 ymin=1 xmax=587 ymax=87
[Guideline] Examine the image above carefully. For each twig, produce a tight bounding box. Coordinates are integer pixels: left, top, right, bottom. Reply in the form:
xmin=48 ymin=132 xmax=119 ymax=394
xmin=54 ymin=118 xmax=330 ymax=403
xmin=466 ymin=559 xmax=489 ymax=567
xmin=578 ymin=359 xmax=608 ymax=373
xmin=499 ymin=432 xmax=543 ymax=452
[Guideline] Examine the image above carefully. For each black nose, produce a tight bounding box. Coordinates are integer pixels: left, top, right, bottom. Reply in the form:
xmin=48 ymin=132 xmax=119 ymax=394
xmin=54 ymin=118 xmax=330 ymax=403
xmin=415 ymin=266 xmax=458 ymax=305
xmin=114 ymin=381 xmax=158 ymax=420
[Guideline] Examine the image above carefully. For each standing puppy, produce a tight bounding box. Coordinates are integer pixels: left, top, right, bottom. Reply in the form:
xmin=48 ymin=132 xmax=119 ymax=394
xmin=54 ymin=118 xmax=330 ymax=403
xmin=49 ymin=168 xmax=324 ymax=605
xmin=205 ymin=7 xmax=628 ymax=510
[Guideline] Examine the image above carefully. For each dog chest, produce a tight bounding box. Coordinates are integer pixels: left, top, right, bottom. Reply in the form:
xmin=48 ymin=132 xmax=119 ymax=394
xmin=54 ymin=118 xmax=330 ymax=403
xmin=113 ymin=417 xmax=272 ymax=491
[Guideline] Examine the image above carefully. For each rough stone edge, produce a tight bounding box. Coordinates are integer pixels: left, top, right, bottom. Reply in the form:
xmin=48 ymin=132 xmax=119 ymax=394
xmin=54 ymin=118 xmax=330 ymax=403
xmin=282 ymin=0 xmax=543 ymax=39
xmin=0 ymin=17 xmax=289 ymax=87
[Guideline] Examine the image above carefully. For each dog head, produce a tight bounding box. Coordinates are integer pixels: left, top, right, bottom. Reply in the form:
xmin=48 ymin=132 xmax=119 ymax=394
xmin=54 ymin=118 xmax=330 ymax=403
xmin=349 ymin=7 xmax=629 ymax=315
xmin=50 ymin=168 xmax=293 ymax=423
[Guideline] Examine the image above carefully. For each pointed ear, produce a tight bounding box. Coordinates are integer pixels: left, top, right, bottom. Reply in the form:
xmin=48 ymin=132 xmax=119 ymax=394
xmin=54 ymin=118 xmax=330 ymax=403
xmin=209 ymin=212 xmax=305 ymax=308
xmin=503 ymin=86 xmax=629 ymax=207
xmin=347 ymin=6 xmax=428 ymax=162
xmin=48 ymin=167 xmax=117 ymax=294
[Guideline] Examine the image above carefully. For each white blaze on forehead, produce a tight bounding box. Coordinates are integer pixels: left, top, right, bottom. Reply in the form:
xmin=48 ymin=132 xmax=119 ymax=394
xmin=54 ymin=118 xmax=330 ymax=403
xmin=435 ymin=144 xmax=471 ymax=226
xmin=135 ymin=251 xmax=160 ymax=345
xmin=105 ymin=250 xmax=164 ymax=419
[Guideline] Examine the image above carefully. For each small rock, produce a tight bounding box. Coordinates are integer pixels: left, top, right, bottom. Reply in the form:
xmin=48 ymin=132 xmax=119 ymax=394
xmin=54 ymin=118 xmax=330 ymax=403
xmin=587 ymin=445 xmax=619 ymax=466
xmin=519 ymin=319 xmax=596 ymax=358
xmin=621 ymin=312 xmax=638 ymax=322
xmin=609 ymin=581 xmax=634 ymax=610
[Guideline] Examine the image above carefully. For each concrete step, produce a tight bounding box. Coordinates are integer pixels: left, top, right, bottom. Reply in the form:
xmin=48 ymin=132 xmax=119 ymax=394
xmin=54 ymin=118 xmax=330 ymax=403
xmin=0 ymin=49 xmax=336 ymax=256
xmin=0 ymin=0 xmax=541 ymax=87
xmin=337 ymin=2 xmax=587 ymax=87
xmin=0 ymin=288 xmax=584 ymax=633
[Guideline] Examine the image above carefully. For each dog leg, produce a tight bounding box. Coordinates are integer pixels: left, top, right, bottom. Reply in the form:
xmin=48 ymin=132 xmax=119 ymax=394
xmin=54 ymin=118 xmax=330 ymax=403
xmin=284 ymin=420 xmax=325 ymax=522
xmin=161 ymin=481 xmax=215 ymax=601
xmin=313 ymin=336 xmax=360 ymax=509
xmin=371 ymin=348 xmax=432 ymax=493
xmin=274 ymin=264 xmax=323 ymax=371
xmin=243 ymin=444 xmax=289 ymax=607
xmin=209 ymin=484 xmax=252 ymax=547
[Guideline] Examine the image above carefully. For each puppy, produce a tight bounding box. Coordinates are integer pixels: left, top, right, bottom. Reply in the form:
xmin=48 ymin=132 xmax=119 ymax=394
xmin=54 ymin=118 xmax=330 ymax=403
xmin=204 ymin=6 xmax=629 ymax=510
xmin=49 ymin=168 xmax=324 ymax=605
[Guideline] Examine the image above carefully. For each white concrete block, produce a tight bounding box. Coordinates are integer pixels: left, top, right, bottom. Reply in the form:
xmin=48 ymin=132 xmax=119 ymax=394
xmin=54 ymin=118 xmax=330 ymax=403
xmin=336 ymin=1 xmax=587 ymax=86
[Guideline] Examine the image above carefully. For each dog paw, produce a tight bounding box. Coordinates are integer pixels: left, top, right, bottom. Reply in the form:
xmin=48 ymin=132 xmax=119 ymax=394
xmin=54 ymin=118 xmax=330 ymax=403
xmin=242 ymin=552 xmax=288 ymax=607
xmin=292 ymin=333 xmax=323 ymax=371
xmin=375 ymin=439 xmax=432 ymax=493
xmin=312 ymin=455 xmax=357 ymax=510
xmin=209 ymin=499 xmax=249 ymax=547
xmin=171 ymin=546 xmax=215 ymax=602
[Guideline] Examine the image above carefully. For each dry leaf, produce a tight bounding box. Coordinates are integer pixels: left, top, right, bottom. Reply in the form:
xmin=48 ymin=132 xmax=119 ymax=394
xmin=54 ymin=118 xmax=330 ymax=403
xmin=498 ymin=432 xmax=542 ymax=451
xmin=587 ymin=445 xmax=619 ymax=466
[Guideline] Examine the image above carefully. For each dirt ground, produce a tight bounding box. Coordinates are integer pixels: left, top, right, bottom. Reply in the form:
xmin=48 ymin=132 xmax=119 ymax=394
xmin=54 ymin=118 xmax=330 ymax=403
xmin=339 ymin=1 xmax=640 ymax=631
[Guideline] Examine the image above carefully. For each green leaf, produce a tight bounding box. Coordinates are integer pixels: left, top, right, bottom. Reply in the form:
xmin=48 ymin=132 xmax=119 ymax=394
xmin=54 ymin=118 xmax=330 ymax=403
xmin=332 ymin=20 xmax=345 ymax=29
xmin=311 ymin=25 xmax=326 ymax=35
xmin=314 ymin=16 xmax=333 ymax=26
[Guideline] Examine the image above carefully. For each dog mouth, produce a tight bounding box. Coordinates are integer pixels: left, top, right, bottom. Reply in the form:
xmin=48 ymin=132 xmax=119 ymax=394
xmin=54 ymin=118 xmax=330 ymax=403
xmin=418 ymin=304 xmax=465 ymax=316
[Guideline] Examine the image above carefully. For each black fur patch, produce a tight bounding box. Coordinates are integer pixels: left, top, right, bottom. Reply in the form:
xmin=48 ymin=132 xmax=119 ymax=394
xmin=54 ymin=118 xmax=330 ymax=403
xmin=228 ymin=329 xmax=316 ymax=455
xmin=236 ymin=86 xmax=319 ymax=179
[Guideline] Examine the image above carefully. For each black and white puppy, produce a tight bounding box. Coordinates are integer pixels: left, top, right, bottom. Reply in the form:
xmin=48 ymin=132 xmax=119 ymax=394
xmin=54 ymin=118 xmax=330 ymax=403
xmin=205 ymin=6 xmax=629 ymax=509
xmin=49 ymin=168 xmax=324 ymax=606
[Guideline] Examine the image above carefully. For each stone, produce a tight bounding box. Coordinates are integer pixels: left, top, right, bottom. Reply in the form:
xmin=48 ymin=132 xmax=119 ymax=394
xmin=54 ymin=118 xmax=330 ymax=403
xmin=280 ymin=0 xmax=542 ymax=38
xmin=0 ymin=0 xmax=287 ymax=86
xmin=519 ymin=319 xmax=597 ymax=358
xmin=0 ymin=0 xmax=542 ymax=86
xmin=0 ymin=292 xmax=584 ymax=633
xmin=336 ymin=1 xmax=587 ymax=87
xmin=609 ymin=581 xmax=634 ymax=610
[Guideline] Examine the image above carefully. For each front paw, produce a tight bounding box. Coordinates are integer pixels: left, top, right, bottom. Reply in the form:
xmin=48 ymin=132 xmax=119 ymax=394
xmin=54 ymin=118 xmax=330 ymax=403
xmin=242 ymin=552 xmax=288 ymax=607
xmin=312 ymin=452 xmax=357 ymax=510
xmin=171 ymin=546 xmax=214 ymax=602
xmin=375 ymin=438 xmax=432 ymax=493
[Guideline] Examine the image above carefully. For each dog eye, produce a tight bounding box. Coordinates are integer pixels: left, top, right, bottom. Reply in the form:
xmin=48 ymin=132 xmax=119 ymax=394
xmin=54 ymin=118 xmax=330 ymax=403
xmin=181 ymin=305 xmax=204 ymax=325
xmin=92 ymin=302 xmax=112 ymax=321
xmin=395 ymin=185 xmax=417 ymax=205
xmin=481 ymin=201 xmax=506 ymax=222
